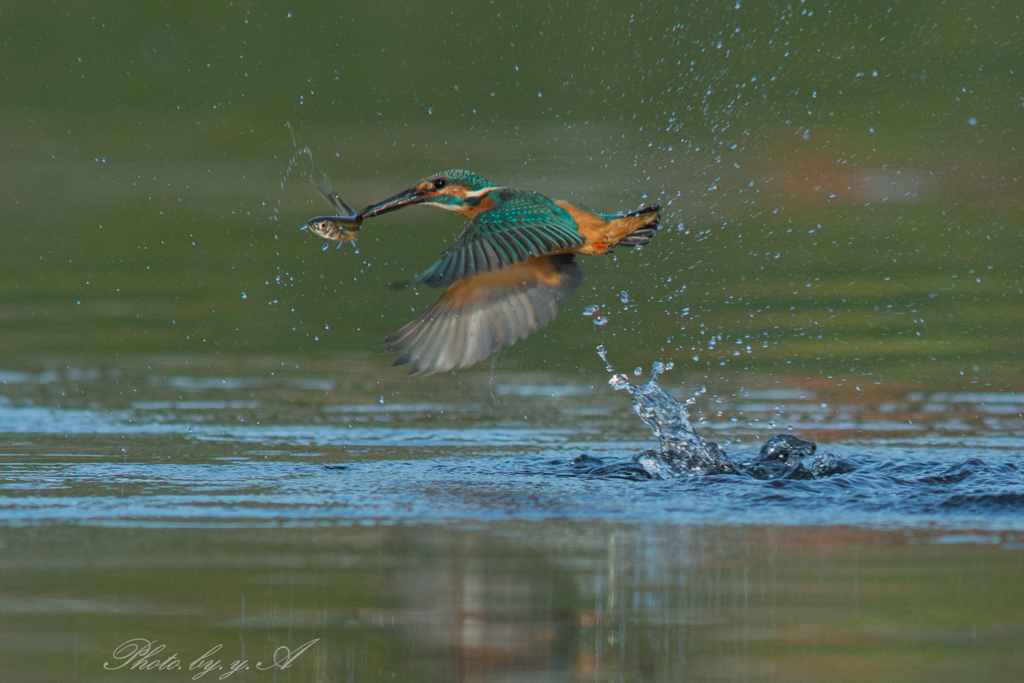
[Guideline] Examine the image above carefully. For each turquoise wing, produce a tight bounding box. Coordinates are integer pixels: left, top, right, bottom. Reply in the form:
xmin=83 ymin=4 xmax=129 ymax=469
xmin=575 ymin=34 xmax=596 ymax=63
xmin=415 ymin=192 xmax=585 ymax=288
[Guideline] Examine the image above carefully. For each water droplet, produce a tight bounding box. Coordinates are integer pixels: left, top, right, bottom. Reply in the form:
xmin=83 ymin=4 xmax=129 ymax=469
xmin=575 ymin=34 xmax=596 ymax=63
xmin=378 ymin=395 xmax=385 ymax=404
xmin=321 ymin=243 xmax=329 ymax=251
xmin=634 ymin=366 xmax=643 ymax=376
xmin=582 ymin=304 xmax=599 ymax=316
xmin=241 ymin=292 xmax=247 ymax=299
xmin=593 ymin=316 xmax=609 ymax=326
xmin=619 ymin=290 xmax=629 ymax=304
xmin=692 ymin=355 xmax=699 ymax=362
xmin=608 ymin=373 xmax=630 ymax=390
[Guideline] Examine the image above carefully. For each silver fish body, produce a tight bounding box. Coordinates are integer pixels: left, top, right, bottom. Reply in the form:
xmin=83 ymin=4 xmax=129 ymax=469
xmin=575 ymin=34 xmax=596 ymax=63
xmin=302 ymin=174 xmax=363 ymax=245
xmin=304 ymin=215 xmax=361 ymax=243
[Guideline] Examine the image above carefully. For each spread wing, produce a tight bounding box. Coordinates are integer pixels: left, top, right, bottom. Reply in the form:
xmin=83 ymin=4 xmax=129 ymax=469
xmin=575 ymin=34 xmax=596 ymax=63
xmin=415 ymin=193 xmax=585 ymax=288
xmin=384 ymin=255 xmax=583 ymax=375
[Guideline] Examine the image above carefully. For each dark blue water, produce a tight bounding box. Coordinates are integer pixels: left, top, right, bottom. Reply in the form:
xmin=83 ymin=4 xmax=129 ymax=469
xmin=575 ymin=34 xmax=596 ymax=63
xmin=3 ymin=446 xmax=1022 ymax=531
xmin=2 ymin=364 xmax=1022 ymax=534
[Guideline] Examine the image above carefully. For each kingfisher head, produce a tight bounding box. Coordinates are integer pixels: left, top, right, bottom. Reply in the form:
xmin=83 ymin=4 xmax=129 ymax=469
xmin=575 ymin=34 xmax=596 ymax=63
xmin=361 ymin=169 xmax=503 ymax=219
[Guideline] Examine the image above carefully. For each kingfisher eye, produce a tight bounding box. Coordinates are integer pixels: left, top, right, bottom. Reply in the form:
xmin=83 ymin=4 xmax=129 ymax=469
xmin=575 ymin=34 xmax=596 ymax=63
xmin=433 ymin=178 xmax=446 ymax=190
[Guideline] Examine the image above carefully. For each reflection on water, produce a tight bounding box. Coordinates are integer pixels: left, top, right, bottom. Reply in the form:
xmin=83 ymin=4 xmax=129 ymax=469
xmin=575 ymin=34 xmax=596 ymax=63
xmin=1 ymin=523 xmax=1022 ymax=682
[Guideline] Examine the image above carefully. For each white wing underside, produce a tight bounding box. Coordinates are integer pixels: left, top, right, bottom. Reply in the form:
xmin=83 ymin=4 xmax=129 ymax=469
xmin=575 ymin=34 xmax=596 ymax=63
xmin=383 ymin=256 xmax=582 ymax=375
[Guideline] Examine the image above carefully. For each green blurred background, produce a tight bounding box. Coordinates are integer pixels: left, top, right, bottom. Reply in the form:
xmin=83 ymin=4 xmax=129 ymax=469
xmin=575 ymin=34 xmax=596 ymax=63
xmin=2 ymin=0 xmax=1021 ymax=381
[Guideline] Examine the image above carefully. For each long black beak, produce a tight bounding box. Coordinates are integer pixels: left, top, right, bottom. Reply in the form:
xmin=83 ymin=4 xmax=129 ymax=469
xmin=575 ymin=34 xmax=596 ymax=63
xmin=360 ymin=187 xmax=426 ymax=218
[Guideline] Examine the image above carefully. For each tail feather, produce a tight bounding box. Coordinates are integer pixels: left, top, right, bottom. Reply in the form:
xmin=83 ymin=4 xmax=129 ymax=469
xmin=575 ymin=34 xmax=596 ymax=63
xmin=613 ymin=204 xmax=661 ymax=248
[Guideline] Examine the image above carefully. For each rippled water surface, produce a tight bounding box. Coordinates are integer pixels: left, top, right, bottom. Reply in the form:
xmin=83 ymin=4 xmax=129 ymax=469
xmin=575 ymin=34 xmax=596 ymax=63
xmin=4 ymin=361 xmax=1024 ymax=530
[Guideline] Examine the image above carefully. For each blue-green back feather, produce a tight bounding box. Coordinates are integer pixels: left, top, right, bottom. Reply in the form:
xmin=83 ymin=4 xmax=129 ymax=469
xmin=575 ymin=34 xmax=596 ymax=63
xmin=416 ymin=190 xmax=585 ymax=288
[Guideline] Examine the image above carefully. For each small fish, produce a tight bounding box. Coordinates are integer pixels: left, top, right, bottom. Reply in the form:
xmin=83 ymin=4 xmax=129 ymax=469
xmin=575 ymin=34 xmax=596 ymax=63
xmin=302 ymin=174 xmax=363 ymax=247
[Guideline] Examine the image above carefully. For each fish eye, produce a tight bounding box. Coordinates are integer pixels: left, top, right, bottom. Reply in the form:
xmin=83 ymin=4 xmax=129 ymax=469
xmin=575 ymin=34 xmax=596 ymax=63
xmin=433 ymin=178 xmax=446 ymax=190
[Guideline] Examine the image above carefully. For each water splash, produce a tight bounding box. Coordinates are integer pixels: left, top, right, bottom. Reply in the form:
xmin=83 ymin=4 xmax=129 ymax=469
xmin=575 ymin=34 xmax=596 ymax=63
xmin=282 ymin=121 xmax=315 ymax=189
xmin=593 ymin=350 xmax=849 ymax=480
xmin=740 ymin=434 xmax=851 ymax=480
xmin=606 ymin=357 xmax=736 ymax=476
xmin=609 ymin=362 xmax=689 ymax=447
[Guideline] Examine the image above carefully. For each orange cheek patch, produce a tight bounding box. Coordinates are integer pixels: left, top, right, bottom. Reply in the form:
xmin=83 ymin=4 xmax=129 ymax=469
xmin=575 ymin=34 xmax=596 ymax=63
xmin=456 ymin=194 xmax=496 ymax=219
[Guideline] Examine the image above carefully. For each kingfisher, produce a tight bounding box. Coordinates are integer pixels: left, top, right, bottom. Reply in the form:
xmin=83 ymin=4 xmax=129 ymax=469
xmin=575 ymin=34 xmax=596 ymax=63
xmin=360 ymin=169 xmax=660 ymax=375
